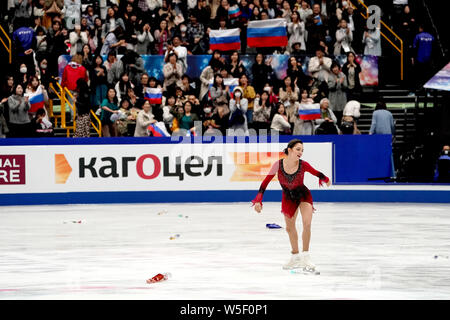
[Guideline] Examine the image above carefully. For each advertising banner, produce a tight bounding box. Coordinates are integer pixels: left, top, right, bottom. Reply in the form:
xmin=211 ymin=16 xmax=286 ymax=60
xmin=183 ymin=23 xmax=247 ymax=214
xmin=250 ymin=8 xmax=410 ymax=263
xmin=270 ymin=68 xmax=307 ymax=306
xmin=0 ymin=142 xmax=333 ymax=195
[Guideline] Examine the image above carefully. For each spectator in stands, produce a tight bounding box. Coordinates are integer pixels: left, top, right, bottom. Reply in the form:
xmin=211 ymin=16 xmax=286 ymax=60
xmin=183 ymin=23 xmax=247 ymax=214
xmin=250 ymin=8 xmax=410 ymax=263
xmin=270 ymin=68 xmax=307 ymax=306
xmin=342 ymin=3 xmax=364 ymax=54
xmin=154 ymin=19 xmax=173 ymax=55
xmin=103 ymin=6 xmax=126 ymax=38
xmin=281 ymin=0 xmax=292 ymax=23
xmin=64 ymin=0 xmax=81 ymax=30
xmin=228 ymin=86 xmax=249 ymax=136
xmin=211 ymin=98 xmax=229 ymax=136
xmin=90 ymin=54 xmax=108 ymax=108
xmin=25 ymin=75 xmax=49 ymax=117
xmin=177 ymin=100 xmax=199 ymax=135
xmin=199 ymin=58 xmax=223 ymax=103
xmin=180 ymin=75 xmax=195 ymax=97
xmin=162 ymin=52 xmax=183 ymax=96
xmin=369 ymin=101 xmax=395 ymax=135
xmin=13 ymin=0 xmax=33 ymax=29
xmin=293 ymin=88 xmax=315 ymax=135
xmin=287 ymin=11 xmax=306 ymax=54
xmin=287 ymin=56 xmax=307 ymax=91
xmin=134 ymin=100 xmax=157 ymax=137
xmin=124 ymin=11 xmax=140 ymax=50
xmin=16 ymin=63 xmax=31 ymax=89
xmin=227 ymin=51 xmax=246 ymax=79
xmin=69 ymin=24 xmax=89 ymax=56
xmin=82 ymin=5 xmax=98 ymax=30
xmin=327 ymin=62 xmax=347 ymax=124
xmin=100 ymin=87 xmax=119 ymax=137
xmin=411 ymin=24 xmax=435 ymax=93
xmin=165 ymin=35 xmax=188 ymax=74
xmin=342 ymin=51 xmax=362 ymax=101
xmin=81 ymin=44 xmax=94 ymax=69
xmin=297 ymin=1 xmax=312 ymax=22
xmin=90 ymin=17 xmax=104 ymax=53
xmin=251 ymin=53 xmax=273 ymax=95
xmin=308 ymin=46 xmax=332 ymax=83
xmin=278 ymin=75 xmax=299 ymax=130
xmin=0 ymin=100 xmax=9 ymax=138
xmin=433 ymin=145 xmax=450 ymax=183
xmin=334 ymin=19 xmax=353 ymax=56
xmin=73 ymin=78 xmax=92 ymax=138
xmin=121 ymin=49 xmax=146 ymax=85
xmin=314 ymin=97 xmax=339 ymax=135
xmin=238 ymin=74 xmax=256 ymax=128
xmin=115 ymin=72 xmax=135 ymax=104
xmin=116 ymin=98 xmax=139 ymax=136
xmin=12 ymin=22 xmax=37 ymax=77
xmin=186 ymin=10 xmax=207 ymax=54
xmin=100 ymin=26 xmax=126 ymax=56
xmin=270 ymin=102 xmax=291 ymax=135
xmin=135 ymin=73 xmax=150 ymax=99
xmin=35 ymin=26 xmax=48 ymax=55
xmin=61 ymin=53 xmax=89 ymax=95
xmin=46 ymin=20 xmax=67 ymax=76
xmin=136 ymin=22 xmax=154 ymax=55
xmin=253 ymin=90 xmax=273 ymax=134
xmin=305 ymin=3 xmax=329 ymax=52
xmin=340 ymin=113 xmax=361 ymax=135
xmin=363 ymin=24 xmax=381 ymax=57
xmin=209 ymin=74 xmax=230 ymax=105
xmin=31 ymin=107 xmax=53 ymax=137
xmin=5 ymin=84 xmax=31 ymax=138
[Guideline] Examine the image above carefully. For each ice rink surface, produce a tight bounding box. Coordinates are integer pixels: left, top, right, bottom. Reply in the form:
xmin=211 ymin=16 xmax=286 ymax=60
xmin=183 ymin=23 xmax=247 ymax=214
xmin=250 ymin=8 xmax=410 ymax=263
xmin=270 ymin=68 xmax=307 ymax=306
xmin=1 ymin=202 xmax=450 ymax=300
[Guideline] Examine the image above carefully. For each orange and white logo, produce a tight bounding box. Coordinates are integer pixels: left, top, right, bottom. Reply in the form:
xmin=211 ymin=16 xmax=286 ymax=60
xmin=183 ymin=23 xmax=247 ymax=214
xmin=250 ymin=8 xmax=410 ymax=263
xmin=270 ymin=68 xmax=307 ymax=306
xmin=55 ymin=154 xmax=72 ymax=184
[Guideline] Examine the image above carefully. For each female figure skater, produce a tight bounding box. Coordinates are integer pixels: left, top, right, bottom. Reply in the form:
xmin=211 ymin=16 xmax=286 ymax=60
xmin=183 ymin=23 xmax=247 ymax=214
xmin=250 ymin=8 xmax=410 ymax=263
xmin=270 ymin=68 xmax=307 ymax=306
xmin=252 ymin=139 xmax=331 ymax=272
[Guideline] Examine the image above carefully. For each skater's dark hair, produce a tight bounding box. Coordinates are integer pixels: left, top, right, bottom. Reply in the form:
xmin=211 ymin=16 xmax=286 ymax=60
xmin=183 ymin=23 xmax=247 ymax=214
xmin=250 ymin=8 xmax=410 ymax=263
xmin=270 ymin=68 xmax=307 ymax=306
xmin=284 ymin=139 xmax=303 ymax=155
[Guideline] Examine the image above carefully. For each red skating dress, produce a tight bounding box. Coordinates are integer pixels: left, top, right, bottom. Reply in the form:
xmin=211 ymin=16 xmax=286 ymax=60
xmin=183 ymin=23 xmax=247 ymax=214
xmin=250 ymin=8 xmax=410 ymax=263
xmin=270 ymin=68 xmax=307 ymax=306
xmin=251 ymin=159 xmax=329 ymax=218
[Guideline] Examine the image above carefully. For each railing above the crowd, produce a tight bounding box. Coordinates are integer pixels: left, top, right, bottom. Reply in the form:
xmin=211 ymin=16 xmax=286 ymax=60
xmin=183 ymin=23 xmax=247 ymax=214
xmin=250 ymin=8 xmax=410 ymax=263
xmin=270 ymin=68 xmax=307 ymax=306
xmin=349 ymin=0 xmax=404 ymax=80
xmin=49 ymin=79 xmax=102 ymax=137
xmin=0 ymin=24 xmax=11 ymax=64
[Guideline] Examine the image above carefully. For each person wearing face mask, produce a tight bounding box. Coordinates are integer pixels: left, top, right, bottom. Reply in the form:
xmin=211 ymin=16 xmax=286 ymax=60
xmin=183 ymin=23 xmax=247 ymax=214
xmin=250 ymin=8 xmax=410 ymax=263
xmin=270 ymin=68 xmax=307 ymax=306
xmin=37 ymin=58 xmax=51 ymax=89
xmin=228 ymin=86 xmax=249 ymax=136
xmin=16 ymin=64 xmax=31 ymax=89
xmin=201 ymin=104 xmax=217 ymax=135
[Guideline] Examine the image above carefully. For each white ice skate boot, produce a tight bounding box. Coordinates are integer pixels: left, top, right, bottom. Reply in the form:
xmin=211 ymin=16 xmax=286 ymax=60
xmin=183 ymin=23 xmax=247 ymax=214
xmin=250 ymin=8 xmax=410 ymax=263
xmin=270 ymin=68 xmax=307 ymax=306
xmin=301 ymin=252 xmax=319 ymax=274
xmin=282 ymin=253 xmax=305 ymax=270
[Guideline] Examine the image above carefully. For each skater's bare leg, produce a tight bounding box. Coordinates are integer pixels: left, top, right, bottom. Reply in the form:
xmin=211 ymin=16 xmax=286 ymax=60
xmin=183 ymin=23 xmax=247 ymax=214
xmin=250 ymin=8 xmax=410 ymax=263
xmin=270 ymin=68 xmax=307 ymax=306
xmin=299 ymin=202 xmax=313 ymax=252
xmin=284 ymin=209 xmax=299 ymax=254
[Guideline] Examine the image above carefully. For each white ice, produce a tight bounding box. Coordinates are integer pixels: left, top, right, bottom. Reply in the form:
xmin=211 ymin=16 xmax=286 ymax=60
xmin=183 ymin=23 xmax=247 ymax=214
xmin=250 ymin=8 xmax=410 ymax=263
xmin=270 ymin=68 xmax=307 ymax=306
xmin=1 ymin=202 xmax=450 ymax=300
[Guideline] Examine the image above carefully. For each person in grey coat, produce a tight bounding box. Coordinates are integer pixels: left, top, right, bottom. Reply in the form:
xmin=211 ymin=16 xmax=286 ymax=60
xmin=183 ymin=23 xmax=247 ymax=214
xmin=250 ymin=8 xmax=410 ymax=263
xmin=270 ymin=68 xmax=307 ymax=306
xmin=369 ymin=101 xmax=395 ymax=135
xmin=363 ymin=25 xmax=382 ymax=56
xmin=327 ymin=62 xmax=348 ymax=124
xmin=5 ymin=84 xmax=31 ymax=137
xmin=136 ymin=23 xmax=154 ymax=55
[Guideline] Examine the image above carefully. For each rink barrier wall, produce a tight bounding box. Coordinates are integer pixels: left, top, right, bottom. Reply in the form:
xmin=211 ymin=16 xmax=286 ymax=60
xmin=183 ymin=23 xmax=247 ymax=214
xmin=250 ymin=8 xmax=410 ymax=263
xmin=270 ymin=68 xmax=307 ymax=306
xmin=0 ymin=189 xmax=449 ymax=206
xmin=2 ymin=136 xmax=449 ymax=205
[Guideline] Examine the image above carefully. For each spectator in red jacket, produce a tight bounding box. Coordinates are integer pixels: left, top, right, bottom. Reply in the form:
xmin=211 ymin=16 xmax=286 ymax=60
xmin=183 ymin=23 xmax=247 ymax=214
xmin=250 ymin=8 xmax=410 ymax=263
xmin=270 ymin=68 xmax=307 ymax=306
xmin=61 ymin=53 xmax=89 ymax=119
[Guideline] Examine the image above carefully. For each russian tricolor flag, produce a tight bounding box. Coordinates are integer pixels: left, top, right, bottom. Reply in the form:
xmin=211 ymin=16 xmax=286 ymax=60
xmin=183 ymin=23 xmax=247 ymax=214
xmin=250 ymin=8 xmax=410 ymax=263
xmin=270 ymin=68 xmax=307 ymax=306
xmin=228 ymin=5 xmax=241 ymax=18
xmin=208 ymin=78 xmax=239 ymax=100
xmin=247 ymin=18 xmax=288 ymax=48
xmin=298 ymin=103 xmax=321 ymax=120
xmin=144 ymin=88 xmax=163 ymax=104
xmin=148 ymin=122 xmax=171 ymax=137
xmin=27 ymin=86 xmax=45 ymax=113
xmin=209 ymin=28 xmax=241 ymax=52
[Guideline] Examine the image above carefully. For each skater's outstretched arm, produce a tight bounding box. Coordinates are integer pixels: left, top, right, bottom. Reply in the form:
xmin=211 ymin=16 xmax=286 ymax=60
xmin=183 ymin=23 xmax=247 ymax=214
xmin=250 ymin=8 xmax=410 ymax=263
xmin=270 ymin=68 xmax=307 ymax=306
xmin=303 ymin=161 xmax=331 ymax=187
xmin=252 ymin=161 xmax=279 ymax=212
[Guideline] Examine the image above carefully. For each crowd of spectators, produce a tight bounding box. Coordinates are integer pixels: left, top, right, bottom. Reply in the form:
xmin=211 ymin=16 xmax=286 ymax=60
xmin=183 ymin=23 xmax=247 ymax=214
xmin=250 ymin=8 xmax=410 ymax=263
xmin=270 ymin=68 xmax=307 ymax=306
xmin=0 ymin=0 xmax=428 ymax=138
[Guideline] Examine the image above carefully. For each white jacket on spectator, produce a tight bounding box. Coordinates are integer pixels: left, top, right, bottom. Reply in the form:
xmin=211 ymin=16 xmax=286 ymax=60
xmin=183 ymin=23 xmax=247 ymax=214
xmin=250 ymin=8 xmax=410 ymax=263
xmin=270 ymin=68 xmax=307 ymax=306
xmin=69 ymin=29 xmax=88 ymax=56
xmin=146 ymin=0 xmax=162 ymax=11
xmin=64 ymin=0 xmax=81 ymax=29
xmin=136 ymin=29 xmax=154 ymax=55
xmin=308 ymin=56 xmax=333 ymax=82
xmin=162 ymin=61 xmax=183 ymax=91
xmin=271 ymin=113 xmax=291 ymax=133
xmin=343 ymin=100 xmax=361 ymax=118
xmin=287 ymin=21 xmax=306 ymax=52
xmin=134 ymin=109 xmax=155 ymax=137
